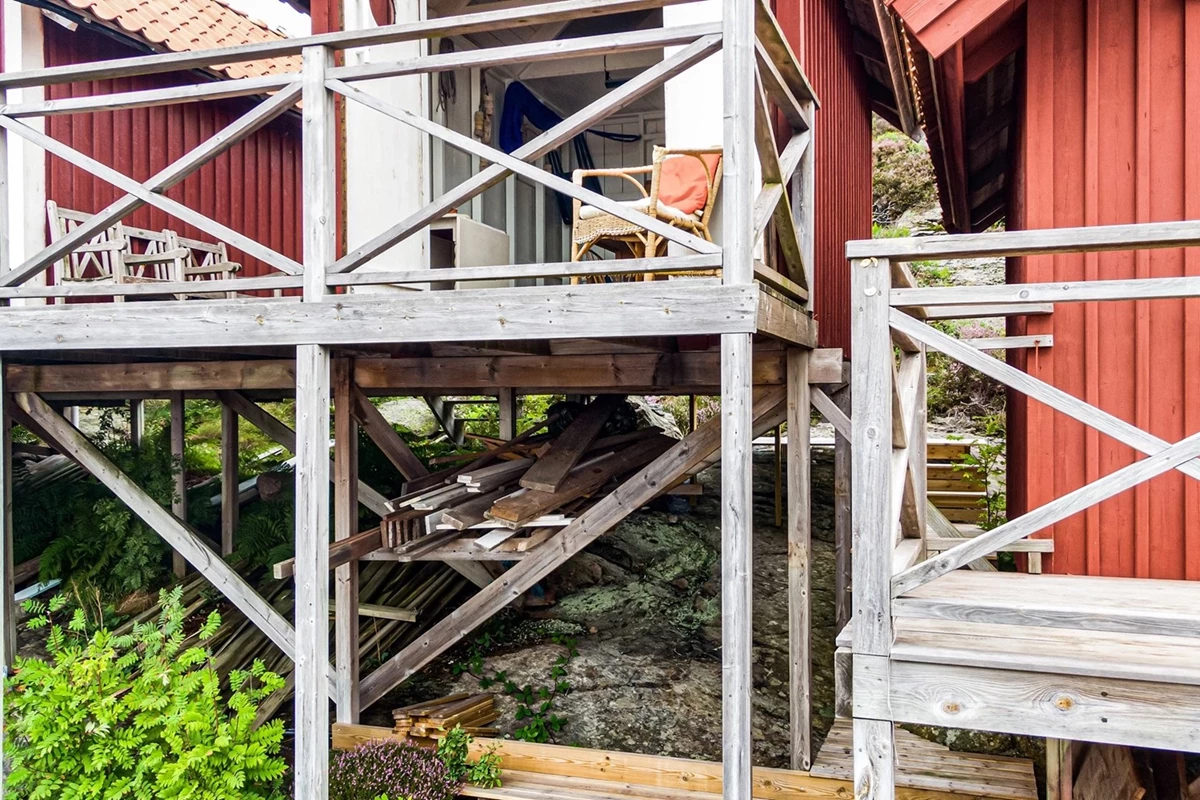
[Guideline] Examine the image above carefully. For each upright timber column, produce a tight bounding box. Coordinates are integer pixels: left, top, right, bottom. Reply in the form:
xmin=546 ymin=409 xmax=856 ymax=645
xmin=333 ymin=358 xmax=360 ymax=723
xmin=0 ymin=355 xmax=11 ymax=798
xmin=296 ymin=43 xmax=336 ymax=800
xmin=850 ymin=256 xmax=896 ymax=800
xmin=170 ymin=392 xmax=187 ymax=578
xmin=786 ymin=349 xmax=811 ymax=770
xmin=721 ymin=0 xmax=756 ymax=792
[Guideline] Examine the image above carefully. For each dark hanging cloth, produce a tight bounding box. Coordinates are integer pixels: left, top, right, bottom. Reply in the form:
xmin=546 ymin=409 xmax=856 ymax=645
xmin=499 ymin=82 xmax=640 ymax=224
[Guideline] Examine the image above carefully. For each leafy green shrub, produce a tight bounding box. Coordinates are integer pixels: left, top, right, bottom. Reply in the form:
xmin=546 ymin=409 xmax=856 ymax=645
xmin=5 ymin=587 xmax=287 ymax=800
xmin=329 ymin=739 xmax=459 ymax=800
xmin=24 ymin=410 xmax=176 ymax=598
xmin=437 ymin=726 xmax=502 ymax=788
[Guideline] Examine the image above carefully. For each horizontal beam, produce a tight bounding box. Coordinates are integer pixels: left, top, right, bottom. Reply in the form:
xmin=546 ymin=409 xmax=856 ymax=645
xmin=330 ymin=22 xmax=716 ymax=84
xmin=854 ymin=655 xmax=1200 ymax=752
xmin=0 ymin=74 xmax=295 ymax=118
xmin=847 ymin=219 xmax=1200 ymax=262
xmin=0 ymin=274 xmax=302 ymax=299
xmin=328 ymin=254 xmax=722 ymax=287
xmin=329 ymin=79 xmax=716 ymax=255
xmin=332 ymin=34 xmax=721 ymax=273
xmin=967 ymin=334 xmax=1053 ymax=350
xmin=920 ymin=303 xmax=1053 ymax=320
xmin=0 ymin=0 xmax=702 ymax=88
xmin=0 ymin=283 xmax=758 ymax=352
xmin=5 ymin=349 xmax=807 ymax=395
xmin=894 ymin=276 xmax=1200 ymax=307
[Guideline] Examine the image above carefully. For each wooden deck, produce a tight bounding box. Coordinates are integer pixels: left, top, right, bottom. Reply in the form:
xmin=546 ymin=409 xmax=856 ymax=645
xmin=810 ymin=720 xmax=1037 ymax=800
xmin=852 ymin=572 xmax=1200 ymax=752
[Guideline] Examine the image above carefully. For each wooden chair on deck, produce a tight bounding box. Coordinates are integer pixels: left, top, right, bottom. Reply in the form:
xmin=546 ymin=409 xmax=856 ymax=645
xmin=169 ymin=233 xmax=242 ymax=298
xmin=46 ymin=202 xmax=185 ymax=303
xmin=570 ymin=146 xmax=722 ymax=281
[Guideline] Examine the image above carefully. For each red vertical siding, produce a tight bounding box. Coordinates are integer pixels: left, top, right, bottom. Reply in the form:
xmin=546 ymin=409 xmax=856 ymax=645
xmin=41 ymin=23 xmax=303 ymax=281
xmin=1009 ymin=0 xmax=1200 ymax=580
xmin=775 ymin=0 xmax=874 ymax=356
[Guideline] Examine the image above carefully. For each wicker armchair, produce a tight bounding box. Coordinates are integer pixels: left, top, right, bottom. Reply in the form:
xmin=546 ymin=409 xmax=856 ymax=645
xmin=570 ymin=146 xmax=722 ymax=278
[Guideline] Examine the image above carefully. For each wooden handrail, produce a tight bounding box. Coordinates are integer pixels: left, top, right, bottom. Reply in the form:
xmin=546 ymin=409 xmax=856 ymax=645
xmin=0 ymin=0 xmax=704 ymax=89
xmin=847 ymin=218 xmax=1200 ymax=262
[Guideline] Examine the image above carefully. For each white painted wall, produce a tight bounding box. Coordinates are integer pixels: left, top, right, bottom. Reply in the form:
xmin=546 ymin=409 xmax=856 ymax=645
xmin=343 ymin=0 xmax=427 ymax=289
xmin=663 ymin=0 xmax=759 ymax=255
xmin=3 ymin=3 xmax=47 ymax=292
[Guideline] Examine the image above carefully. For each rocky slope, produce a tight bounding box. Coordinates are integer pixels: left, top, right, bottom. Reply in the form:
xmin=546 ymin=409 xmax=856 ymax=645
xmin=370 ymin=447 xmax=839 ymax=768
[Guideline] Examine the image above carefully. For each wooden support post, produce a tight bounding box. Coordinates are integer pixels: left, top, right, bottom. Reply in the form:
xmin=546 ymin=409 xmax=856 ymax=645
xmin=0 ymin=358 xmax=9 ymax=797
xmin=722 ymin=0 xmax=755 ymax=781
xmin=130 ymin=399 xmax=145 ymax=450
xmin=786 ymin=349 xmax=811 ymax=770
xmin=833 ymin=384 xmax=852 ymax=629
xmin=296 ymin=42 xmax=335 ymax=800
xmin=1 ymin=358 xmax=14 ymax=668
xmin=333 ymin=358 xmax=360 ymax=724
xmin=170 ymin=392 xmax=188 ymax=578
xmin=774 ymin=426 xmax=783 ymax=528
xmin=851 ymin=257 xmax=895 ymax=799
xmin=498 ymin=388 xmax=517 ymax=440
xmin=295 ymin=345 xmax=331 ymax=798
xmin=221 ymin=402 xmax=239 ymax=556
xmin=720 ymin=333 xmax=755 ymax=800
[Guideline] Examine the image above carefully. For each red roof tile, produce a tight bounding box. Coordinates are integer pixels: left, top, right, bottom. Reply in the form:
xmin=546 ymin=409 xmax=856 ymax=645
xmin=61 ymin=0 xmax=302 ymax=79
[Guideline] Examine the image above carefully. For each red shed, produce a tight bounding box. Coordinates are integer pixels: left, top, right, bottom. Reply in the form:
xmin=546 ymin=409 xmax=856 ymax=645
xmin=882 ymin=0 xmax=1200 ymax=580
xmin=4 ymin=0 xmax=303 ymax=280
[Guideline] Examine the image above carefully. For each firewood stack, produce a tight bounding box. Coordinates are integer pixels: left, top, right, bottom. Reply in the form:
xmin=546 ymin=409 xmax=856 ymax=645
xmin=392 ymin=692 xmax=498 ymax=739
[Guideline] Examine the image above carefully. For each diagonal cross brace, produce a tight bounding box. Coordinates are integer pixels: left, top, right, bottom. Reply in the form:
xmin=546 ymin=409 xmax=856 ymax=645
xmin=891 ymin=308 xmax=1200 ymax=484
xmin=14 ymin=391 xmax=336 ymax=697
xmin=330 ymin=79 xmax=718 ymax=255
xmin=893 ymin=429 xmax=1200 ymax=596
xmin=0 ymin=86 xmax=302 ymax=287
xmin=358 ymin=385 xmax=788 ymax=709
xmin=331 ymin=34 xmax=723 ymax=274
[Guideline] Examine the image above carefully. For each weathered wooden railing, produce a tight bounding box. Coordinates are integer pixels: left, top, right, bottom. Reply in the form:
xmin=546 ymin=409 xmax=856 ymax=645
xmin=845 ymin=218 xmax=1200 ymax=798
xmin=0 ymin=0 xmax=815 ymax=310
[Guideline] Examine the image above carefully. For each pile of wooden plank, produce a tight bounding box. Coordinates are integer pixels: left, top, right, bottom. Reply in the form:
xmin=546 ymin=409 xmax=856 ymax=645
xmin=392 ymin=692 xmax=498 ymax=738
xmin=273 ymin=395 xmax=693 ymax=577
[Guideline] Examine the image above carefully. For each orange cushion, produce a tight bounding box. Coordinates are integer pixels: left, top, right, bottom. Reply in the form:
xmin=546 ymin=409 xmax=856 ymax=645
xmin=657 ymin=154 xmax=721 ymax=215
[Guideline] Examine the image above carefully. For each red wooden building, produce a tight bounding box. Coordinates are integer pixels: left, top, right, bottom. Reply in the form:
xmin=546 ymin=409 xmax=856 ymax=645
xmin=2 ymin=0 xmax=304 ymax=280
xmin=882 ymin=0 xmax=1200 ymax=580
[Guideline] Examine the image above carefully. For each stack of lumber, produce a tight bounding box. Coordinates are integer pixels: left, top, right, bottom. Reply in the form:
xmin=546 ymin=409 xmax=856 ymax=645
xmin=392 ymin=692 xmax=498 ymax=738
xmin=925 ymin=439 xmax=987 ymax=524
xmin=360 ymin=397 xmax=681 ymax=565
